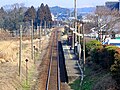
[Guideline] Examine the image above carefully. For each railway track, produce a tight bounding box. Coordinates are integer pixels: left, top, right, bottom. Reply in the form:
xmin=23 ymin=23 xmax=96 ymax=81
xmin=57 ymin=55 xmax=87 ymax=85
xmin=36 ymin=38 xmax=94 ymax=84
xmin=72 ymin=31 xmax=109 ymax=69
xmin=36 ymin=28 xmax=70 ymax=90
xmin=45 ymin=30 xmax=60 ymax=90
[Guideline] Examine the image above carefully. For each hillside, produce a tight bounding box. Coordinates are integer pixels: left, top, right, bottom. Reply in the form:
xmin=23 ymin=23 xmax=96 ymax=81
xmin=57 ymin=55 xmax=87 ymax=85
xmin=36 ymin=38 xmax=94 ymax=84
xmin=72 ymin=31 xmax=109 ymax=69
xmin=50 ymin=6 xmax=70 ymax=16
xmin=50 ymin=6 xmax=95 ymax=17
xmin=77 ymin=7 xmax=95 ymax=13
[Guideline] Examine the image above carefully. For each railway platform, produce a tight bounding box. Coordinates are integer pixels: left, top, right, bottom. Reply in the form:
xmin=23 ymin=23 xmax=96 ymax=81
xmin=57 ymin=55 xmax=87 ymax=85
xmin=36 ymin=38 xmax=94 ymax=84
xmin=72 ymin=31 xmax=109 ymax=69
xmin=61 ymin=35 xmax=80 ymax=83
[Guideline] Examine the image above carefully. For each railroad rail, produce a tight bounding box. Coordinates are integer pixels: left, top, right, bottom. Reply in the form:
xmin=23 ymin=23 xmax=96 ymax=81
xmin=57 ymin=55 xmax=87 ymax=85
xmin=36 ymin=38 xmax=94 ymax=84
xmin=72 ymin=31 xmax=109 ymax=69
xmin=45 ymin=30 xmax=61 ymax=90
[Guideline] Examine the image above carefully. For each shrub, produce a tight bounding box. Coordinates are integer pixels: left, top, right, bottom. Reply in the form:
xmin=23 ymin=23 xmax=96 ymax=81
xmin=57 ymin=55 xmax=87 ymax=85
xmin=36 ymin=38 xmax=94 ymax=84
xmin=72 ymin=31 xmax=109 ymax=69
xmin=86 ymin=40 xmax=101 ymax=57
xmin=104 ymin=46 xmax=118 ymax=69
xmin=86 ymin=40 xmax=120 ymax=85
xmin=91 ymin=45 xmax=103 ymax=65
xmin=90 ymin=45 xmax=118 ymax=69
xmin=110 ymin=48 xmax=120 ymax=84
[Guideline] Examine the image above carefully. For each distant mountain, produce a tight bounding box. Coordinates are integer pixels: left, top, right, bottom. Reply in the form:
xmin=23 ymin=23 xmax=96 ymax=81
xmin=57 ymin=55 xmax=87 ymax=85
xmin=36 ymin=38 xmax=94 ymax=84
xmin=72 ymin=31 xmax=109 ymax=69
xmin=50 ymin=6 xmax=96 ymax=20
xmin=70 ymin=7 xmax=96 ymax=13
xmin=50 ymin=6 xmax=70 ymax=16
xmin=77 ymin=7 xmax=96 ymax=13
xmin=50 ymin=6 xmax=95 ymax=16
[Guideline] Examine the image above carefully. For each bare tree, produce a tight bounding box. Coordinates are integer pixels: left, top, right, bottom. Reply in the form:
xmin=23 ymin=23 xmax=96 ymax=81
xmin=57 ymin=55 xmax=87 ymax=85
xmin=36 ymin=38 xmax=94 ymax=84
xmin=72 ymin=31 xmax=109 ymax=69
xmin=95 ymin=7 xmax=120 ymax=35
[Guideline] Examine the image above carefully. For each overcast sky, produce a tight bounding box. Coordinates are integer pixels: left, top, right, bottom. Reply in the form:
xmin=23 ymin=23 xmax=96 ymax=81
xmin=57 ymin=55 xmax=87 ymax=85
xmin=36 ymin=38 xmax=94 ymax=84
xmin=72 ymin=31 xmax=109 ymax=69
xmin=0 ymin=0 xmax=119 ymax=8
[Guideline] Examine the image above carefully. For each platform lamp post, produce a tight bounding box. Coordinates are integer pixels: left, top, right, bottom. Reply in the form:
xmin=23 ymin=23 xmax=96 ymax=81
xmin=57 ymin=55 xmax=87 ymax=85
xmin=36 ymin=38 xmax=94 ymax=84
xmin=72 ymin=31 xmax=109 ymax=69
xmin=81 ymin=22 xmax=86 ymax=72
xmin=76 ymin=20 xmax=83 ymax=65
xmin=78 ymin=22 xmax=82 ymax=65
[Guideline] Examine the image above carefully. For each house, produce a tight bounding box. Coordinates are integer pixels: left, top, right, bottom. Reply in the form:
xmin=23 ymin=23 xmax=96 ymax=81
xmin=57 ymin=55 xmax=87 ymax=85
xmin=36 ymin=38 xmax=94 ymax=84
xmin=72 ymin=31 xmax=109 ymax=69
xmin=105 ymin=1 xmax=119 ymax=10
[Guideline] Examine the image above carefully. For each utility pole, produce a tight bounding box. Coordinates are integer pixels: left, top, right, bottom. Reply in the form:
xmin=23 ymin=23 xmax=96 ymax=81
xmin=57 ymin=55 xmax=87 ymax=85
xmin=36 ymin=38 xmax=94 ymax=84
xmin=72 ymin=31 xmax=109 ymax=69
xmin=49 ymin=21 xmax=50 ymax=30
xmin=39 ymin=25 xmax=41 ymax=53
xmin=74 ymin=0 xmax=77 ymax=42
xmin=31 ymin=20 xmax=34 ymax=60
xmin=72 ymin=0 xmax=77 ymax=49
xmin=19 ymin=25 xmax=22 ymax=76
xmin=37 ymin=24 xmax=39 ymax=36
xmin=33 ymin=46 xmax=36 ymax=64
xmin=44 ymin=21 xmax=46 ymax=35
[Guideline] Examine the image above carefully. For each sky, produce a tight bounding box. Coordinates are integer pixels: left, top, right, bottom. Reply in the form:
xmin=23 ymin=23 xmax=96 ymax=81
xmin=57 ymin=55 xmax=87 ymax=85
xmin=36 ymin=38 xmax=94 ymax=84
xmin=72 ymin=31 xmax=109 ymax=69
xmin=0 ymin=0 xmax=119 ymax=8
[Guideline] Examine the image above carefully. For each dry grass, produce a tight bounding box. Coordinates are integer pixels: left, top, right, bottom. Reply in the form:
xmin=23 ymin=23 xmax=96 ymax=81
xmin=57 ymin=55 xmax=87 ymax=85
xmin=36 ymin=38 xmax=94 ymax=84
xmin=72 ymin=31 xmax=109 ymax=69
xmin=0 ymin=41 xmax=19 ymax=63
xmin=0 ymin=27 xmax=54 ymax=90
xmin=0 ymin=32 xmax=50 ymax=90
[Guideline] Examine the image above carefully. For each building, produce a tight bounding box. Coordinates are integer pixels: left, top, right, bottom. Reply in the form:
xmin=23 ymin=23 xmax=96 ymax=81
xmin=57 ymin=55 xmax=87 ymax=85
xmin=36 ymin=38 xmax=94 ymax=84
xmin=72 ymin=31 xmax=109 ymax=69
xmin=105 ymin=1 xmax=119 ymax=10
xmin=96 ymin=5 xmax=106 ymax=12
xmin=96 ymin=0 xmax=120 ymax=11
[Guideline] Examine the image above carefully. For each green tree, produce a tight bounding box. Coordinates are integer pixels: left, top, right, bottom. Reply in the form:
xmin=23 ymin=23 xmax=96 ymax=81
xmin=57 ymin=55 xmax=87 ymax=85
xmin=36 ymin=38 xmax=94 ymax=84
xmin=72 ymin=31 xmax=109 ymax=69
xmin=0 ymin=7 xmax=6 ymax=29
xmin=5 ymin=6 xmax=24 ymax=31
xmin=44 ymin=4 xmax=52 ymax=27
xmin=24 ymin=6 xmax=36 ymax=22
xmin=44 ymin=4 xmax=52 ymax=22
xmin=37 ymin=3 xmax=45 ymax=25
xmin=37 ymin=3 xmax=52 ymax=27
